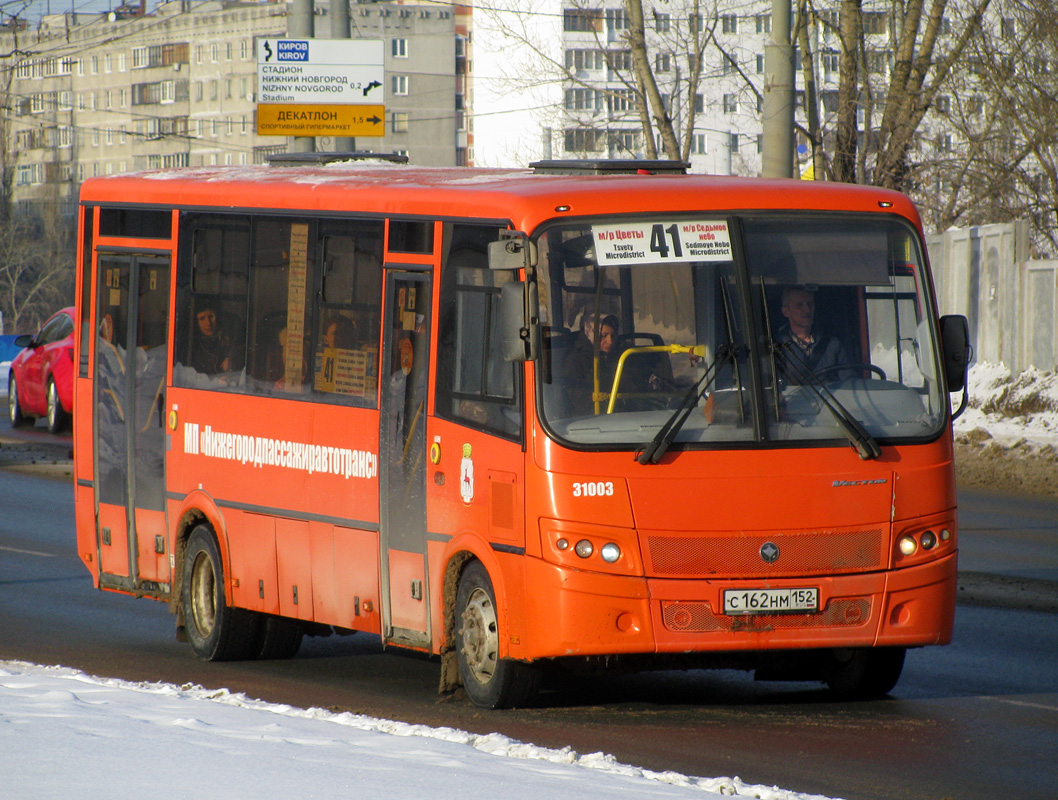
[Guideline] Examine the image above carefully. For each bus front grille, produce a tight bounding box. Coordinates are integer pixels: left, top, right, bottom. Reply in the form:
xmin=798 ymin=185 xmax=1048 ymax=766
xmin=644 ymin=528 xmax=885 ymax=578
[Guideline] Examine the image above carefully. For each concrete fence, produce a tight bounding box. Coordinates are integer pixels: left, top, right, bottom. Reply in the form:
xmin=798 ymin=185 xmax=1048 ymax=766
xmin=925 ymin=221 xmax=1058 ymax=374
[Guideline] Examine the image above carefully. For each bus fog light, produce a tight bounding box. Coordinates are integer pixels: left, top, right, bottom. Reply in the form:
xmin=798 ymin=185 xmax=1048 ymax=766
xmin=899 ymin=535 xmax=917 ymax=556
xmin=574 ymin=539 xmax=594 ymax=558
xmin=920 ymin=531 xmax=937 ymax=550
xmin=556 ymin=538 xmax=569 ymax=551
xmin=600 ymin=543 xmax=621 ymax=563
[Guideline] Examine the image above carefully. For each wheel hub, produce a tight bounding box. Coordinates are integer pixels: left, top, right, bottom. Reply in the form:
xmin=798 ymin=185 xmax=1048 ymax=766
xmin=461 ymin=587 xmax=498 ymax=684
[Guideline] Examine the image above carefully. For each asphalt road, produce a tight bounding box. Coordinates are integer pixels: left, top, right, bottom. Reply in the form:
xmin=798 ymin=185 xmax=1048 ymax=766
xmin=1 ymin=458 xmax=1056 ymax=800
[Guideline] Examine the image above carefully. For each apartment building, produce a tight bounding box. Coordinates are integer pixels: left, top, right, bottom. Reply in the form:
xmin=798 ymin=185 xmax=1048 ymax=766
xmin=0 ymin=0 xmax=468 ymax=216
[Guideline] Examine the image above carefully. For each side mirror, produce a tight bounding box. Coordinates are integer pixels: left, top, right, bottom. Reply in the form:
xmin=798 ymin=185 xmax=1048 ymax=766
xmin=14 ymin=333 xmax=35 ymax=349
xmin=488 ymin=231 xmax=536 ymax=272
xmin=939 ymin=314 xmax=970 ymax=393
xmin=498 ymin=281 xmax=538 ymax=362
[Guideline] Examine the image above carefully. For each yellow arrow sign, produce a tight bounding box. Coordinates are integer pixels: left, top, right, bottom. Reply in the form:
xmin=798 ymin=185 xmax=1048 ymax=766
xmin=257 ymin=104 xmax=385 ymax=137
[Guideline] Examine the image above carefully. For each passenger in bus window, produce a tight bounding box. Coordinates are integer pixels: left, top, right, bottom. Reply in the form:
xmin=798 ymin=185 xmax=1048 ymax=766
xmin=557 ymin=313 xmax=625 ymax=415
xmin=776 ymin=286 xmax=850 ymax=381
xmin=189 ymin=303 xmax=234 ymax=375
xmin=322 ymin=313 xmax=358 ymax=350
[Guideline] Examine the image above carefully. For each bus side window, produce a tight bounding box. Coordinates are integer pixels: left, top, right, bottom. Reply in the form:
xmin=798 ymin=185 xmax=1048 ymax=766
xmin=436 ymin=224 xmax=522 ymax=440
xmin=312 ymin=223 xmax=383 ymax=406
xmin=176 ymin=220 xmax=249 ymax=384
xmin=246 ymin=219 xmax=314 ymax=394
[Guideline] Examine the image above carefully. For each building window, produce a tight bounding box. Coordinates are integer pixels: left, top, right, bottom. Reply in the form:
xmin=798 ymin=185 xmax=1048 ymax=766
xmin=655 ymin=12 xmax=670 ymax=32
xmin=729 ymin=133 xmax=740 ymax=153
xmin=566 ymin=48 xmax=605 ymax=71
xmin=606 ymin=8 xmax=629 ymax=31
xmin=723 ymin=94 xmax=738 ymax=113
xmin=565 ymin=129 xmax=602 ymax=152
xmin=226 ymin=42 xmax=233 ymax=61
xmin=863 ymin=12 xmax=887 ymax=34
xmin=691 ymin=133 xmax=707 ymax=154
xmin=722 ymin=14 xmax=738 ymax=34
xmin=563 ymin=9 xmax=602 ymax=32
xmin=104 ymin=54 xmax=112 ymax=73
xmin=392 ymin=111 xmax=409 ymax=132
xmin=565 ymin=88 xmax=598 ymax=110
xmin=935 ymin=95 xmax=951 ymax=114
xmin=392 ymin=75 xmax=408 ymax=95
xmin=210 ymin=44 xmax=218 ymax=63
xmin=655 ymin=53 xmax=671 ymax=72
xmin=757 ymin=53 xmax=765 ymax=73
xmin=756 ymin=14 xmax=771 ymax=34
xmin=118 ymin=53 xmax=126 ymax=72
xmin=392 ymin=38 xmax=408 ymax=58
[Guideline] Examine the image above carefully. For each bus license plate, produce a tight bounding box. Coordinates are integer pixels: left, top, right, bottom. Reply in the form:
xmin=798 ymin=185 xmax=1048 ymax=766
xmin=723 ymin=588 xmax=819 ymax=616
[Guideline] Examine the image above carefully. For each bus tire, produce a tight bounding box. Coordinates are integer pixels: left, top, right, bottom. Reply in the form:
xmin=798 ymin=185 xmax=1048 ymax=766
xmin=8 ymin=374 xmax=28 ymax=428
xmin=456 ymin=561 xmax=539 ymax=709
xmin=181 ymin=525 xmax=259 ymax=661
xmin=46 ymin=378 xmax=68 ymax=434
xmin=826 ymin=647 xmax=906 ymax=698
xmin=254 ymin=614 xmax=304 ymax=660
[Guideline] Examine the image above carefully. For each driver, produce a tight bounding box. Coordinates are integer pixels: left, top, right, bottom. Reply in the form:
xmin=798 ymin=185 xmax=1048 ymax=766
xmin=776 ymin=286 xmax=850 ymax=382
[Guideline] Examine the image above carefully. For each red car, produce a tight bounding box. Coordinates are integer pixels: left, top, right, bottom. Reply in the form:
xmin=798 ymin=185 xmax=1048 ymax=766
xmin=8 ymin=306 xmax=76 ymax=433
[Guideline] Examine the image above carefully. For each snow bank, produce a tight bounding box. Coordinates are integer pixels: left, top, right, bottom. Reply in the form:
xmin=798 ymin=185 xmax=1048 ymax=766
xmin=0 ymin=661 xmax=838 ymax=800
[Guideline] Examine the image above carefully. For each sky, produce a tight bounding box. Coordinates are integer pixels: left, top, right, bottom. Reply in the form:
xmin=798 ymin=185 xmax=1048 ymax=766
xmin=1 ymin=363 xmax=1052 ymax=800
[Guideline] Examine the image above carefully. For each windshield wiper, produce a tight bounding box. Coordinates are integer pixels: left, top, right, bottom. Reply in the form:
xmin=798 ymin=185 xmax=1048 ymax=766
xmin=769 ymin=341 xmax=882 ymax=461
xmin=635 ymin=344 xmax=733 ymax=465
xmin=636 ymin=280 xmax=743 ymax=466
xmin=757 ymin=279 xmax=879 ymax=460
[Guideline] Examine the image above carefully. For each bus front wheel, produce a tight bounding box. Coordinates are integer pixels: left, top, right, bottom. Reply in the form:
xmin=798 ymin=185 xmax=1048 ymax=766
xmin=456 ymin=561 xmax=539 ymax=709
xmin=826 ymin=647 xmax=906 ymax=698
xmin=181 ymin=525 xmax=259 ymax=661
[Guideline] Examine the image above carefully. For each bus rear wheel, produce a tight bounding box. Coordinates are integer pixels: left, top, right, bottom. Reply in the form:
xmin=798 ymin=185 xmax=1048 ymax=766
xmin=826 ymin=647 xmax=906 ymax=698
xmin=254 ymin=614 xmax=304 ymax=660
xmin=456 ymin=561 xmax=539 ymax=709
xmin=181 ymin=525 xmax=259 ymax=661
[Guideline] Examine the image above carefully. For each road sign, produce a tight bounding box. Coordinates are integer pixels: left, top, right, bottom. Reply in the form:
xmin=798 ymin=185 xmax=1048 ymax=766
xmin=257 ymin=104 xmax=385 ymax=137
xmin=256 ymin=38 xmax=386 ymax=137
xmin=257 ymin=38 xmax=385 ymax=105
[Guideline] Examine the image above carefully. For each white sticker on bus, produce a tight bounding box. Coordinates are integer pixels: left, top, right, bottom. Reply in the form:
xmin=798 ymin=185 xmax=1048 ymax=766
xmin=592 ymin=220 xmax=732 ymax=266
xmin=182 ymin=421 xmax=377 ymax=480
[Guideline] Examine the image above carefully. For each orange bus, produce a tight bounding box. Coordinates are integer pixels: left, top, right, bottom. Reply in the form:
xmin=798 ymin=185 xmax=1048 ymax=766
xmin=73 ymin=157 xmax=970 ymax=708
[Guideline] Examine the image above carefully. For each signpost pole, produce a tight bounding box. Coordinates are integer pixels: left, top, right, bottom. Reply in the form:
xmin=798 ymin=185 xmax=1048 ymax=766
xmin=288 ymin=0 xmax=315 ymax=154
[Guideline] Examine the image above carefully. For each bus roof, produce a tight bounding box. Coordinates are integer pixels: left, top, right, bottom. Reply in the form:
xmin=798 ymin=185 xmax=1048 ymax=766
xmin=79 ymin=163 xmax=922 ymax=234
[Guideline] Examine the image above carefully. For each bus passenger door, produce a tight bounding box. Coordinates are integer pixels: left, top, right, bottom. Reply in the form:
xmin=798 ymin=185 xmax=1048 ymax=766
xmin=94 ymin=254 xmax=171 ymax=593
xmin=379 ymin=270 xmax=432 ymax=648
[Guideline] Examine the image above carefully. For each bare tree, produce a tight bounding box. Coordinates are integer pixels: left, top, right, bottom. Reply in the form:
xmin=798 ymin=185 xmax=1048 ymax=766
xmin=908 ymin=0 xmax=1058 ymax=253
xmin=0 ymin=213 xmax=74 ymax=334
xmin=797 ymin=0 xmax=992 ymax=188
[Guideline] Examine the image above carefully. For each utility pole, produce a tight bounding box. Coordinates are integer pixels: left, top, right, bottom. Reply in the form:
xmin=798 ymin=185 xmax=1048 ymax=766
xmin=761 ymin=0 xmax=795 ymax=178
xmin=331 ymin=0 xmax=355 ymax=152
xmin=288 ymin=0 xmax=315 ymax=154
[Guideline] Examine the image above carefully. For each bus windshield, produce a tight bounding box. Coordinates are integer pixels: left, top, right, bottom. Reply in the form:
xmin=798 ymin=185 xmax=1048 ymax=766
xmin=535 ymin=214 xmax=947 ymax=450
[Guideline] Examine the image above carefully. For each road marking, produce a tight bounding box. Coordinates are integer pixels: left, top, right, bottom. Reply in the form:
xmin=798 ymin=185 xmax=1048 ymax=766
xmin=0 ymin=545 xmax=55 ymax=558
xmin=982 ymin=696 xmax=1058 ymax=713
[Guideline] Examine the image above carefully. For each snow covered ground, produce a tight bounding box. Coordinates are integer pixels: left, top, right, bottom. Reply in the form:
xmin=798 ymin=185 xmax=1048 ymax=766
xmin=0 ymin=661 xmax=831 ymax=800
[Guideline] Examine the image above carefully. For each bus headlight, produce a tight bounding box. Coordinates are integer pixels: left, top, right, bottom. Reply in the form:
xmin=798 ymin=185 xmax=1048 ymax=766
xmin=898 ymin=535 xmax=918 ymax=556
xmin=600 ymin=543 xmax=621 ymax=563
xmin=574 ymin=539 xmax=594 ymax=558
xmin=920 ymin=531 xmax=938 ymax=550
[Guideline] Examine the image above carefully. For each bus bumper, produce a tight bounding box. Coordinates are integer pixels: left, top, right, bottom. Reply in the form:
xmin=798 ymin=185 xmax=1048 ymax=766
xmin=518 ymin=553 xmax=956 ymax=659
